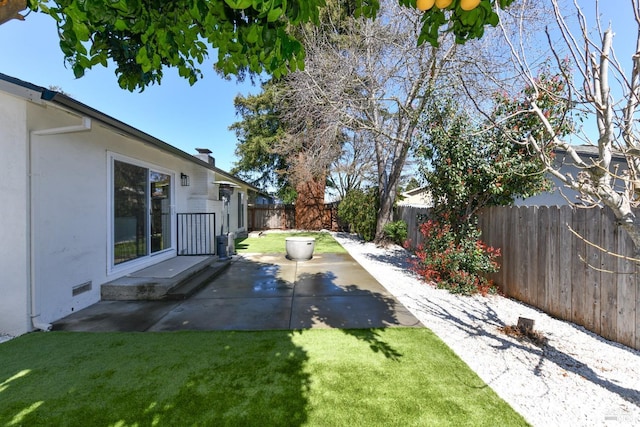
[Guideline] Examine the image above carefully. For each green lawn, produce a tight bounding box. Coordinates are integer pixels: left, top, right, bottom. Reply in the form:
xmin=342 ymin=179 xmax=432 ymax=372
xmin=236 ymin=231 xmax=347 ymax=254
xmin=0 ymin=329 xmax=528 ymax=426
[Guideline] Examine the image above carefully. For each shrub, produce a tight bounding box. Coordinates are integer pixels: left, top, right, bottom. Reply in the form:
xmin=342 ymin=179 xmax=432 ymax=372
xmin=411 ymin=219 xmax=500 ymax=296
xmin=338 ymin=188 xmax=379 ymax=241
xmin=383 ymin=220 xmax=408 ymax=245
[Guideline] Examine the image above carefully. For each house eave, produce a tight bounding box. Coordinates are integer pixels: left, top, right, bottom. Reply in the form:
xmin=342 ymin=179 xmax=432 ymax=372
xmin=46 ymin=91 xmax=215 ymax=169
xmin=0 ymin=72 xmax=262 ymax=194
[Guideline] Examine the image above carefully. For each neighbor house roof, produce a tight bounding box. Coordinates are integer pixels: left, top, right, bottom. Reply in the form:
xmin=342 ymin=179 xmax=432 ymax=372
xmin=0 ymin=72 xmax=261 ymax=193
xmin=399 ymin=185 xmax=433 ymax=207
xmin=554 ymin=144 xmax=626 ymax=161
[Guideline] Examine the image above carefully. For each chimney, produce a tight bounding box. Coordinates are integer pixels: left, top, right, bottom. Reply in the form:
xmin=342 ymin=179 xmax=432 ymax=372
xmin=195 ymin=148 xmax=215 ymax=167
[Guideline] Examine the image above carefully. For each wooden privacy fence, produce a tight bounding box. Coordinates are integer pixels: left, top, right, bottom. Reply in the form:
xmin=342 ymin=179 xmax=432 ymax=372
xmin=396 ymin=204 xmax=429 ymax=248
xmin=396 ymin=205 xmax=640 ymax=351
xmin=248 ymin=204 xmax=295 ymax=231
xmin=248 ymin=203 xmax=340 ymax=231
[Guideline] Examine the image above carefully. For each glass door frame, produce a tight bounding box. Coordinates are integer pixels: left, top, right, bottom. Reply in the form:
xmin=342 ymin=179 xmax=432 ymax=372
xmin=108 ymin=152 xmax=176 ymax=274
xmin=150 ymin=170 xmax=172 ymax=255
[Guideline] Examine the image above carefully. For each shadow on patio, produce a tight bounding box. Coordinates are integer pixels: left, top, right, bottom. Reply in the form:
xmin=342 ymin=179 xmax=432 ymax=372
xmin=54 ymin=252 xmax=422 ymax=339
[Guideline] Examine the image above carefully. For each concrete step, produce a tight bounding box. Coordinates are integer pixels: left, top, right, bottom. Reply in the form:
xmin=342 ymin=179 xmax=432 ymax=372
xmin=165 ymin=259 xmax=231 ymax=300
xmin=101 ymin=256 xmax=229 ymax=301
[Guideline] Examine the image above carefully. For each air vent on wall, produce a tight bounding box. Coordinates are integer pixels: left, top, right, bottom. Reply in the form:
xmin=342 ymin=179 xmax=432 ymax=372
xmin=72 ymin=281 xmax=92 ymax=296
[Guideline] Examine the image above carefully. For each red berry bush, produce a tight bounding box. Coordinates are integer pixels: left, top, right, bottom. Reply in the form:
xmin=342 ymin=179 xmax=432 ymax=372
xmin=409 ymin=219 xmax=501 ymax=296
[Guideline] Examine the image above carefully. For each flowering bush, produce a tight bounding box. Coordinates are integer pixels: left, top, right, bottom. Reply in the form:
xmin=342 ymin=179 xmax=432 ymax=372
xmin=410 ymin=219 xmax=501 ymax=296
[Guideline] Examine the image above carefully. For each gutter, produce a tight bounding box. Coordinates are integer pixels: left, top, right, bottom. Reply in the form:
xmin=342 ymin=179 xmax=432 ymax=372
xmin=28 ymin=115 xmax=92 ymax=332
xmin=32 ymin=116 xmax=92 ymax=136
xmin=1 ymin=73 xmax=263 ymax=193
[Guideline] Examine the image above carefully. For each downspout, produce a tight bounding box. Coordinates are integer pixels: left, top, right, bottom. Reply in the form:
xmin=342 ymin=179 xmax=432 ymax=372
xmin=28 ymin=116 xmax=92 ymax=331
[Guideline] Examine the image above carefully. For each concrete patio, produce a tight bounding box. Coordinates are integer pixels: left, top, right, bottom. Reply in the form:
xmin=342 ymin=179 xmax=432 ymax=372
xmin=53 ymin=252 xmax=422 ymax=332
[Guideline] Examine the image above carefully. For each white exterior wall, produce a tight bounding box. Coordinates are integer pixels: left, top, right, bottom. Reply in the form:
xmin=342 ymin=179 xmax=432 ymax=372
xmin=0 ymin=92 xmax=30 ymax=336
xmin=24 ymin=101 xmax=229 ymax=328
xmin=29 ymin=112 xmax=105 ymax=325
xmin=1 ymin=84 xmax=253 ymax=335
xmin=231 ymin=186 xmax=248 ymax=236
xmin=513 ymin=175 xmax=577 ymax=206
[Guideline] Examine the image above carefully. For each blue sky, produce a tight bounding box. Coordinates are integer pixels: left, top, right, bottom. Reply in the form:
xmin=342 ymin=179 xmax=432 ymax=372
xmin=0 ymin=3 xmax=637 ymax=174
xmin=549 ymin=3 xmax=636 ymax=145
xmin=0 ymin=11 xmax=258 ymax=172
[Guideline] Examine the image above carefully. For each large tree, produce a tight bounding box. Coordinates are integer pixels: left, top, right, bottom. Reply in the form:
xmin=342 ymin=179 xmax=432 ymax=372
xmin=229 ymin=80 xmax=298 ymax=203
xmin=282 ymin=0 xmax=537 ymax=242
xmin=1 ymin=0 xmax=514 ymax=90
xmin=284 ymin=0 xmax=443 ymax=241
xmin=491 ymin=0 xmax=640 ymax=253
xmin=229 ymin=1 xmax=376 ymax=207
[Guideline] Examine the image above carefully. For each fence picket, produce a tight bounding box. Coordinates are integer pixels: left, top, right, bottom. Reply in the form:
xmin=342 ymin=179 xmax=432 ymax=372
xmin=518 ymin=206 xmax=531 ymax=302
xmin=571 ymin=208 xmax=587 ymax=326
xmin=599 ymin=208 xmax=618 ymax=343
xmin=558 ymin=206 xmax=573 ymax=320
xmin=537 ymin=206 xmax=550 ymax=312
xmin=617 ymin=229 xmax=637 ymax=349
xmin=584 ymin=208 xmax=601 ymax=333
xmin=395 ymin=204 xmax=638 ymax=351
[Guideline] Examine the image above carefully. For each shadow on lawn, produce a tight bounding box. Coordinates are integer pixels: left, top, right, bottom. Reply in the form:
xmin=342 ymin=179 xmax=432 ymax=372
xmin=21 ymin=249 xmax=418 ymax=424
xmin=0 ymin=263 xmax=411 ymax=425
xmin=206 ymin=251 xmax=417 ymax=361
xmin=411 ymin=295 xmax=640 ymax=406
xmin=337 ymin=231 xmax=640 ymax=406
xmin=0 ymin=331 xmax=312 ymax=426
xmin=292 ymin=270 xmax=407 ymax=360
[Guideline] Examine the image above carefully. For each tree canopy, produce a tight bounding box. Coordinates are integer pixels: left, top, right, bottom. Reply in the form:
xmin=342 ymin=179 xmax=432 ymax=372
xmin=229 ymin=80 xmax=298 ymax=203
xmin=489 ymin=0 xmax=640 ymax=252
xmin=415 ymin=95 xmax=550 ymax=230
xmin=0 ymin=0 xmax=513 ymax=91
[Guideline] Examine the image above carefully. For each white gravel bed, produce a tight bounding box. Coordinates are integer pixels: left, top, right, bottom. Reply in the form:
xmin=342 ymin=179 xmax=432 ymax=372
xmin=0 ymin=334 xmax=14 ymax=344
xmin=333 ymin=232 xmax=640 ymax=427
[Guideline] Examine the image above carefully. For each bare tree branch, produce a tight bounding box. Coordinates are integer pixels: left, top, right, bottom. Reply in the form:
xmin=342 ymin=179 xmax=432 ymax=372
xmin=491 ymin=0 xmax=640 ymax=253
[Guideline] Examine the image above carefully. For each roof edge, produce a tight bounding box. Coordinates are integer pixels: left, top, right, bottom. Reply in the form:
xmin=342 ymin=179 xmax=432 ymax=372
xmin=0 ymin=72 xmax=262 ymax=193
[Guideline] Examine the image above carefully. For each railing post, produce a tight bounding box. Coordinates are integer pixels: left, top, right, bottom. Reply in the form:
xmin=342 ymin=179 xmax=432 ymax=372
xmin=176 ymin=212 xmax=216 ymax=256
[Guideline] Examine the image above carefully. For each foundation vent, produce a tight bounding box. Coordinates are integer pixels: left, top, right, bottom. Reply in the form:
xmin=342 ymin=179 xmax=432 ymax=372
xmin=72 ymin=281 xmax=92 ymax=296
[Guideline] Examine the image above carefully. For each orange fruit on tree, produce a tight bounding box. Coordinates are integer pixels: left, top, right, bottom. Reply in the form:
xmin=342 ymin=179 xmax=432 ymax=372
xmin=460 ymin=0 xmax=481 ymax=10
xmin=435 ymin=0 xmax=453 ymax=8
xmin=417 ymin=0 xmax=435 ymax=11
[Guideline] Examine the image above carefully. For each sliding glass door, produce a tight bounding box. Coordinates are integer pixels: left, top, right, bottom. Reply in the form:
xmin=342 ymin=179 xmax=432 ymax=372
xmin=113 ymin=159 xmax=172 ymax=265
xmin=150 ymin=171 xmax=171 ymax=254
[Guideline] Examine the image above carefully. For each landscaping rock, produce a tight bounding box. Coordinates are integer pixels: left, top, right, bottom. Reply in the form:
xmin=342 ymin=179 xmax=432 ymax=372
xmin=333 ymin=232 xmax=640 ymax=427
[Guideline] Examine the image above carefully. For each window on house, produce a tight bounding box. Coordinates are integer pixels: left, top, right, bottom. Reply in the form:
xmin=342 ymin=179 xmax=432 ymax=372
xmin=113 ymin=159 xmax=172 ymax=265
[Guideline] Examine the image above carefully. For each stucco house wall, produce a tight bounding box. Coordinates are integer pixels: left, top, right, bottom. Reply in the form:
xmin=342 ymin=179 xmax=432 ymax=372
xmin=514 ymin=146 xmax=628 ymax=206
xmin=0 ymin=91 xmax=30 ymax=336
xmin=398 ymin=186 xmax=433 ymax=207
xmin=0 ymin=74 xmax=254 ymax=336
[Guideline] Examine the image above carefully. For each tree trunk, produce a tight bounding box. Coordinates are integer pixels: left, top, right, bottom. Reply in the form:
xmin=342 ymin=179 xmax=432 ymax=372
xmin=373 ymin=134 xmax=411 ymax=243
xmin=295 ymin=176 xmax=326 ymax=230
xmin=375 ymin=186 xmax=395 ymax=242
